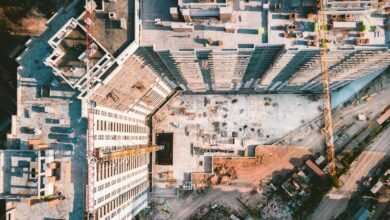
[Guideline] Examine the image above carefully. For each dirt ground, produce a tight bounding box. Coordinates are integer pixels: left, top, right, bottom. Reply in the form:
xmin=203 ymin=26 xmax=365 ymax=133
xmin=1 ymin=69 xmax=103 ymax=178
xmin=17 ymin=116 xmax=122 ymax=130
xmin=151 ymin=146 xmax=310 ymax=219
xmin=211 ymin=146 xmax=311 ymax=192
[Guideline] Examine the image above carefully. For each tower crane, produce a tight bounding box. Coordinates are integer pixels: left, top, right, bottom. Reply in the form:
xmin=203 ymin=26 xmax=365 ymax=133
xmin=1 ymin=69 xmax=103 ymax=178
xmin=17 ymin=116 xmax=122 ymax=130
xmin=317 ymin=0 xmax=337 ymax=179
xmin=85 ymin=0 xmax=96 ymax=219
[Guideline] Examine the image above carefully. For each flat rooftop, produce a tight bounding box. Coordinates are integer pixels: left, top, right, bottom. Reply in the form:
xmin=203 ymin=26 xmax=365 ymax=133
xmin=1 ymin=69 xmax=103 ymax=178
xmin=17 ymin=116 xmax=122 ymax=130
xmin=267 ymin=0 xmax=388 ymax=48
xmin=268 ymin=11 xmax=387 ymax=48
xmin=0 ymin=150 xmax=38 ymax=197
xmin=8 ymin=1 xmax=86 ymax=218
xmin=141 ymin=0 xmax=388 ymax=50
xmin=90 ymin=56 xmax=159 ymax=112
xmin=82 ymin=0 xmax=135 ymax=55
xmin=141 ymin=0 xmax=264 ymax=50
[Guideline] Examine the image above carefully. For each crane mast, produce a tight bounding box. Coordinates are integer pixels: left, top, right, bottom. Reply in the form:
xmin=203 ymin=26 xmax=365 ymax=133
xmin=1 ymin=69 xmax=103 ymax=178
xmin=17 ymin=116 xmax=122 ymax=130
xmin=85 ymin=0 xmax=96 ymax=218
xmin=318 ymin=0 xmax=337 ymax=178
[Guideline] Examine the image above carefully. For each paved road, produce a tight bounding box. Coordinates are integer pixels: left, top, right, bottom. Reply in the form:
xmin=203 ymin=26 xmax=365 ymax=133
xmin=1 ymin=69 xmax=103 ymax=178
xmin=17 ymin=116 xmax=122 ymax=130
xmin=278 ymin=87 xmax=390 ymax=152
xmin=310 ymin=126 xmax=390 ymax=220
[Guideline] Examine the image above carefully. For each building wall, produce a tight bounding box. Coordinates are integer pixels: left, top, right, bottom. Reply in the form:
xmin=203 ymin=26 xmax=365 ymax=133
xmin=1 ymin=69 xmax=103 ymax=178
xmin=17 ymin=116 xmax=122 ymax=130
xmin=301 ymin=49 xmax=390 ymax=92
xmin=170 ymin=50 xmax=207 ymax=92
xmin=89 ymin=106 xmax=151 ymax=220
xmin=143 ymin=46 xmax=389 ymax=93
xmin=92 ymin=106 xmax=149 ymax=152
xmin=241 ymin=45 xmax=284 ymax=90
xmin=93 ymin=154 xmax=149 ymax=220
xmin=209 ymin=49 xmax=251 ymax=91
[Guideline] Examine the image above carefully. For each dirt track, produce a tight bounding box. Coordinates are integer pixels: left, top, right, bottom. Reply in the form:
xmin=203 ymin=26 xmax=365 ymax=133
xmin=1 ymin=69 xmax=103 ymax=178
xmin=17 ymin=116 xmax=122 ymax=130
xmin=153 ymin=146 xmax=310 ymax=220
xmin=171 ymin=190 xmax=241 ymax=220
xmin=219 ymin=146 xmax=310 ymax=192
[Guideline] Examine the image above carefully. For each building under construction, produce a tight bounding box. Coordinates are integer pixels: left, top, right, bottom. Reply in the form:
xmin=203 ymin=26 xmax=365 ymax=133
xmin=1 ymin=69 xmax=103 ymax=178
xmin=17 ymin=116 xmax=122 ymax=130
xmin=0 ymin=0 xmax=389 ymax=220
xmin=140 ymin=0 xmax=390 ymax=92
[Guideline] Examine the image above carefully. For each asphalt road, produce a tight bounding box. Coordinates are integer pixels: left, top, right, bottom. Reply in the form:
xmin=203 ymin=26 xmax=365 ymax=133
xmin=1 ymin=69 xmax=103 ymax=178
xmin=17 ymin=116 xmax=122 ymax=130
xmin=310 ymin=126 xmax=390 ymax=220
xmin=278 ymin=87 xmax=390 ymax=152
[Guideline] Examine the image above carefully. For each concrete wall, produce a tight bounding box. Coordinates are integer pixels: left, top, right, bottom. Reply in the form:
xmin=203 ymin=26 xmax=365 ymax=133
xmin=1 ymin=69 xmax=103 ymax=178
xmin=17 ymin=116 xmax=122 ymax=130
xmin=139 ymin=46 xmax=390 ymax=94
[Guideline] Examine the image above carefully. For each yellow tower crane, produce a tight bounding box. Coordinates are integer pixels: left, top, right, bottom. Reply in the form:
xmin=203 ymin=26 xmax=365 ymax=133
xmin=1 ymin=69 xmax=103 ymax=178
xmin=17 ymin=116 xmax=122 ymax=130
xmin=97 ymin=145 xmax=163 ymax=161
xmin=317 ymin=0 xmax=337 ymax=179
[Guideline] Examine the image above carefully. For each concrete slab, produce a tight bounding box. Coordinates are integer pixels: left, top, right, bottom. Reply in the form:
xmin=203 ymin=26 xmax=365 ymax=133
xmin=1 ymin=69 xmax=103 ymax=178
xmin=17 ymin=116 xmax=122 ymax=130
xmin=153 ymin=93 xmax=322 ymax=183
xmin=89 ymin=0 xmax=135 ymax=55
xmin=141 ymin=0 xmax=263 ymax=50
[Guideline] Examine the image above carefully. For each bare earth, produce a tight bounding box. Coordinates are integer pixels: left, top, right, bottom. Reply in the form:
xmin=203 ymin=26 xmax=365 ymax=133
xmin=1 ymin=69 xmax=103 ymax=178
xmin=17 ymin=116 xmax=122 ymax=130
xmin=215 ymin=146 xmax=310 ymax=192
xmin=152 ymin=146 xmax=310 ymax=220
